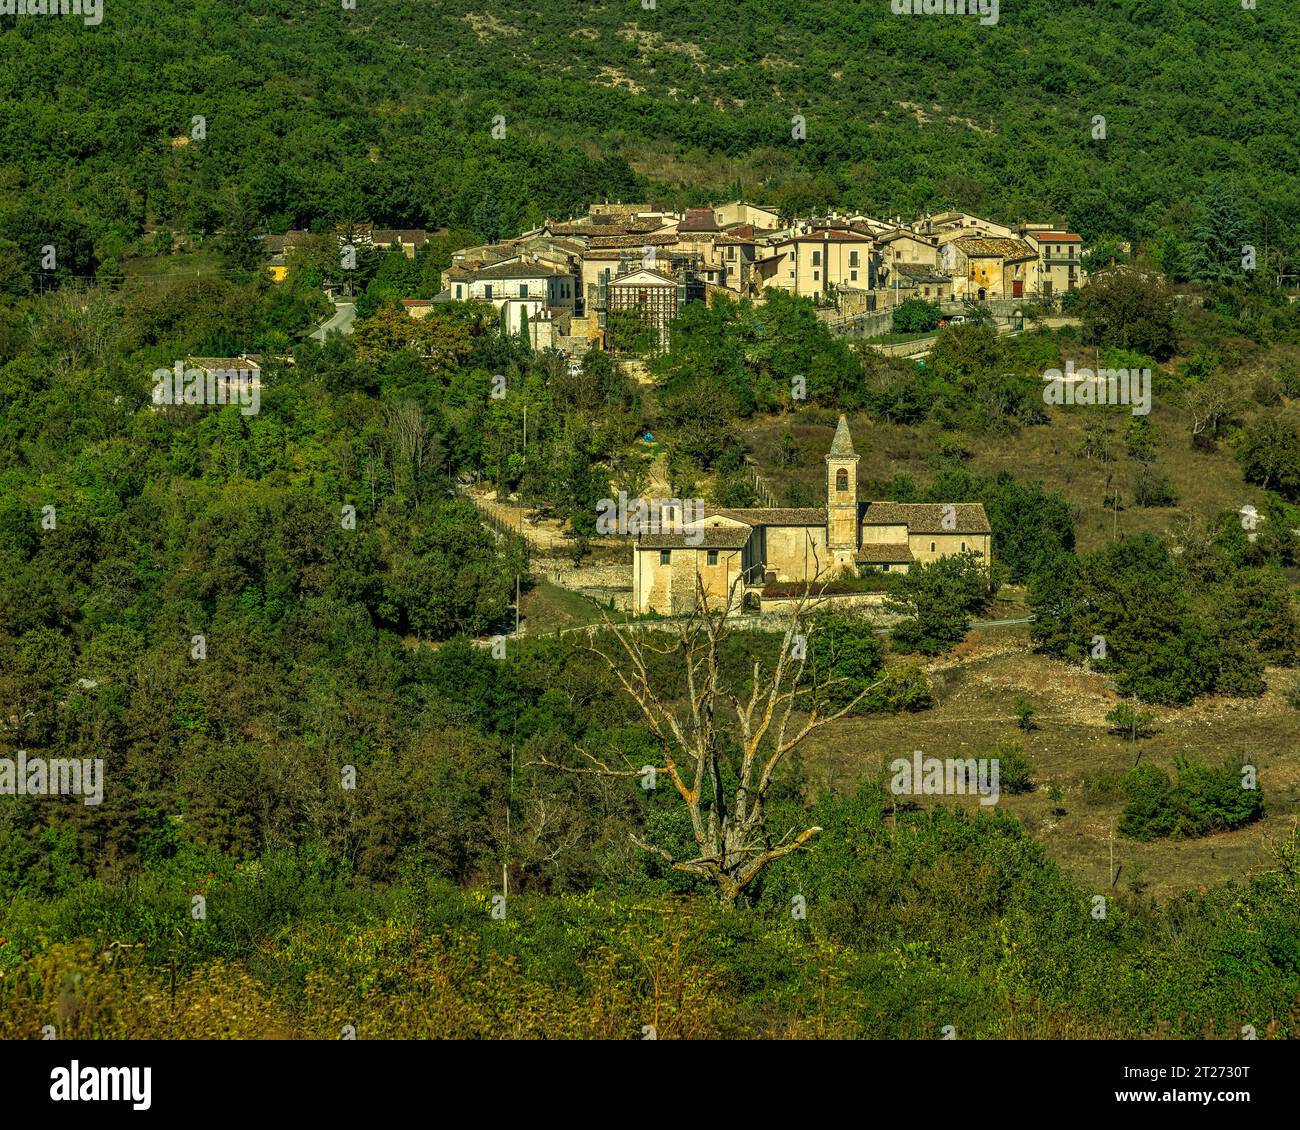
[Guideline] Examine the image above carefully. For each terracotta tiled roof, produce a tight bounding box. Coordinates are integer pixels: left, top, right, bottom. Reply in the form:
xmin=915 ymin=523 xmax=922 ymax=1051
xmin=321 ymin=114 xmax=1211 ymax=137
xmin=639 ymin=528 xmax=752 ymax=549
xmin=464 ymin=261 xmax=572 ymax=280
xmin=952 ymin=237 xmax=1036 ymax=260
xmin=373 ymin=229 xmax=430 ymax=247
xmin=588 ymin=233 xmax=679 ymax=249
xmin=861 ymin=502 xmax=991 ymax=533
xmin=790 ymin=228 xmax=874 ymax=243
xmin=187 ymin=356 xmax=261 ymax=372
xmin=894 ymin=263 xmax=951 ymax=283
xmin=678 ymin=208 xmax=722 ymax=233
xmin=879 ymin=229 xmax=936 ymax=245
xmin=704 ymin=507 xmax=826 ymax=525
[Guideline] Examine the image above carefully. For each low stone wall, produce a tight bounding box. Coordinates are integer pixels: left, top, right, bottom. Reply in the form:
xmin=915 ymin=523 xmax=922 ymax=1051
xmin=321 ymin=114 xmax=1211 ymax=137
xmin=577 ymin=587 xmax=635 ymax=612
xmin=758 ymin=590 xmax=903 ymax=618
xmin=533 ymin=557 xmax=633 ymax=590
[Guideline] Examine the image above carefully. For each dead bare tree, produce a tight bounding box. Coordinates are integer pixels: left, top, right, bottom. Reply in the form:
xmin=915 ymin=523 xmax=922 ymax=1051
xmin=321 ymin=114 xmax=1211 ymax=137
xmin=1183 ymin=373 xmax=1240 ymax=444
xmin=536 ymin=573 xmax=881 ymax=902
xmin=383 ymin=399 xmax=431 ymax=503
xmin=30 ymin=283 xmax=121 ymax=378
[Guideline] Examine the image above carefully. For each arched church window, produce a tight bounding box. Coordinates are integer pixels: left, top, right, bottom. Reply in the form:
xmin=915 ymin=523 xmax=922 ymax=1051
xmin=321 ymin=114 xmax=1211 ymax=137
xmin=835 ymin=469 xmax=847 ymax=492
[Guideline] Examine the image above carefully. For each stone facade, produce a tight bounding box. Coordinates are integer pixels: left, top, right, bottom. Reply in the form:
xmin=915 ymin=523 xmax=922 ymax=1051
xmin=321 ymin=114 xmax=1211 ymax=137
xmin=632 ymin=416 xmax=992 ymax=614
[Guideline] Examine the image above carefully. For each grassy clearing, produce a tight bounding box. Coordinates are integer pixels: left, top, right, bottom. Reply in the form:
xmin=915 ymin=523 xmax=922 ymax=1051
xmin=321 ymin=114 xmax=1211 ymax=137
xmin=801 ymin=625 xmax=1300 ymax=899
xmin=519 ymin=579 xmax=614 ymax=635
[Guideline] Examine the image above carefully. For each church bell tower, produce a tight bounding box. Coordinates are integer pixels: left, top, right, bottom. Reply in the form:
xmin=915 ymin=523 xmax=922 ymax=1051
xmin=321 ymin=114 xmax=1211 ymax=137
xmin=825 ymin=414 xmax=859 ymax=574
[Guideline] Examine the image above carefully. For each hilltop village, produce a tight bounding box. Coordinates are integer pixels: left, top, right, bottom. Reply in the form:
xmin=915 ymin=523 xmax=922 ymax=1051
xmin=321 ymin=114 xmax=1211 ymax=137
xmin=264 ymin=202 xmax=1087 ymax=355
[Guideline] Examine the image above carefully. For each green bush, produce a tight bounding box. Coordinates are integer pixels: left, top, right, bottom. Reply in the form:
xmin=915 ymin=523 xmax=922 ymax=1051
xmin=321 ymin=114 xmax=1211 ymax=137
xmin=891 ymin=298 xmax=941 ymax=334
xmin=1119 ymin=757 xmax=1263 ymax=841
xmin=1014 ymin=698 xmax=1037 ymax=732
xmin=992 ymin=742 xmax=1035 ymax=795
xmin=861 ymin=662 xmax=933 ymax=713
xmin=1118 ymin=764 xmax=1180 ymax=840
xmin=1106 ymin=702 xmax=1157 ymax=740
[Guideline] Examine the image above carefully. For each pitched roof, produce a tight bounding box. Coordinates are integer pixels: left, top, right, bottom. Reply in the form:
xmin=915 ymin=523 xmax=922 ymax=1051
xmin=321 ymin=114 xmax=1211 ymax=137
xmin=186 ymin=356 xmax=262 ymax=372
xmin=588 ymin=233 xmax=679 ymax=249
xmin=372 ymin=228 xmax=430 ymax=246
xmin=609 ymin=268 xmax=676 ymax=286
xmin=861 ymin=502 xmax=991 ymax=533
xmin=1031 ymin=231 xmax=1083 ymax=242
xmin=678 ymin=208 xmax=722 ymax=233
xmin=790 ymin=228 xmax=873 ymax=244
xmin=705 ymin=507 xmax=826 ymax=526
xmin=879 ymin=229 xmax=936 ymax=245
xmin=829 ymin=414 xmax=856 ymax=456
xmin=639 ymin=528 xmax=752 ymax=549
xmin=952 ymin=236 xmax=1036 ymax=260
xmin=894 ymin=263 xmax=951 ymax=283
xmin=464 ymin=261 xmax=572 ymax=280
xmin=855 ymin=543 xmax=914 ymax=564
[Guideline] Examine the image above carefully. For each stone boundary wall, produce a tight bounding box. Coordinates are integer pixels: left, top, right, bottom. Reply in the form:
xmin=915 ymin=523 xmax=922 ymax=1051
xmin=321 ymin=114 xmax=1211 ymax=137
xmin=533 ymin=557 xmax=633 ymax=589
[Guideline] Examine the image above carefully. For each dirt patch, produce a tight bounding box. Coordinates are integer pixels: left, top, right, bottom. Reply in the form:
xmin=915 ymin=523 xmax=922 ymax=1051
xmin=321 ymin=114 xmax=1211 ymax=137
xmin=463 ymin=13 xmax=521 ymax=41
xmin=596 ymin=66 xmax=646 ymax=95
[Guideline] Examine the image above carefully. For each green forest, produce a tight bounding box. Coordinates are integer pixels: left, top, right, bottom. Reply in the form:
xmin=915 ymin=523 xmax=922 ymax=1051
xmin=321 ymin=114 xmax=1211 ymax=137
xmin=1 ymin=1 xmax=1298 ymax=277
xmin=2 ymin=2 xmax=1300 ymax=1041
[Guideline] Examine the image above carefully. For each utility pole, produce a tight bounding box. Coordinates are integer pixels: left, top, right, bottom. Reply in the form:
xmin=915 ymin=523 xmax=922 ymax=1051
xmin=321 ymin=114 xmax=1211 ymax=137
xmin=517 ymin=403 xmax=525 ymax=637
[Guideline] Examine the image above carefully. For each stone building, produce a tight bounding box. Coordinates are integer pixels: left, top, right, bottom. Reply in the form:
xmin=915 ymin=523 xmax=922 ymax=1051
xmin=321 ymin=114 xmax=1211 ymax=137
xmin=632 ymin=416 xmax=992 ymax=613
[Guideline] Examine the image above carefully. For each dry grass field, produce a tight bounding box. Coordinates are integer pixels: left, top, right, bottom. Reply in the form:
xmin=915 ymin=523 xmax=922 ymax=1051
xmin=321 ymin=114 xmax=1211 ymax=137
xmin=801 ymin=624 xmax=1300 ymax=899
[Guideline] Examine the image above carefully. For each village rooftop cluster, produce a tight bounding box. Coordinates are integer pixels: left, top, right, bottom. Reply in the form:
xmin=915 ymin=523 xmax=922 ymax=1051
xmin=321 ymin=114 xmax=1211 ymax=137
xmin=263 ymin=203 xmax=1087 ymax=355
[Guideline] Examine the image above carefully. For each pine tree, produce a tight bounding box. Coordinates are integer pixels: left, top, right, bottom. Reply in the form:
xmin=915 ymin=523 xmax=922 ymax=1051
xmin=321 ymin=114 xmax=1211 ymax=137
xmin=1185 ymin=180 xmax=1251 ymax=285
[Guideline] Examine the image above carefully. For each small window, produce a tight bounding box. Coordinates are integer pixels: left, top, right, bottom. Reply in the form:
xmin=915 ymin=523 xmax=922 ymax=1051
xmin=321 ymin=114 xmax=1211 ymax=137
xmin=455 ymin=284 xmax=462 ymax=299
xmin=850 ymin=270 xmax=858 ymax=282
xmin=813 ymin=270 xmax=819 ymax=281
xmin=659 ymin=550 xmax=671 ymax=565
xmin=484 ymin=284 xmax=493 ymax=300
xmin=836 ymin=469 xmax=848 ymax=492
xmin=707 ymin=550 xmax=718 ymax=566
xmin=930 ymin=541 xmax=936 ymax=552
xmin=812 ymin=251 xmax=821 ymax=266
xmin=961 ymin=541 xmax=966 ymax=551
xmin=520 ymin=283 xmax=528 ymax=297
xmin=849 ymin=251 xmax=859 ymax=268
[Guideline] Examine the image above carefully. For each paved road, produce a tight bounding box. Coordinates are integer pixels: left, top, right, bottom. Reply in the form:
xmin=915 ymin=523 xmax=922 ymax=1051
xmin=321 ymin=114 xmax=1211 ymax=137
xmin=310 ymin=301 xmax=356 ymax=342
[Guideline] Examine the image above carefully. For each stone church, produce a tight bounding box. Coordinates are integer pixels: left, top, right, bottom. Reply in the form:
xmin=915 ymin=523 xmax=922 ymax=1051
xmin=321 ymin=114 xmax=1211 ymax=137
xmin=632 ymin=415 xmax=991 ymax=614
